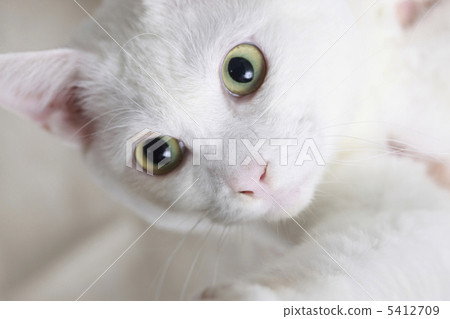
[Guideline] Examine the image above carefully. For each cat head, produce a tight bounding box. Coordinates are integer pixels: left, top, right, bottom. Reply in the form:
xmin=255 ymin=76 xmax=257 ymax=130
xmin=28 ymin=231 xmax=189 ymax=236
xmin=0 ymin=0 xmax=361 ymax=229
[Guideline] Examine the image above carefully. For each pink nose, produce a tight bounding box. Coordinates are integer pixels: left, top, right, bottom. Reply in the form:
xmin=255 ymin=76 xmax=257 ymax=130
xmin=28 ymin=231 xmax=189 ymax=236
xmin=229 ymin=163 xmax=269 ymax=197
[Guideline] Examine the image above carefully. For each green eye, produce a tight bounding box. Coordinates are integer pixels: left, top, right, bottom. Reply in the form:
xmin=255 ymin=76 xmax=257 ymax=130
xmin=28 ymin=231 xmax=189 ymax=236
xmin=135 ymin=135 xmax=184 ymax=175
xmin=222 ymin=43 xmax=267 ymax=97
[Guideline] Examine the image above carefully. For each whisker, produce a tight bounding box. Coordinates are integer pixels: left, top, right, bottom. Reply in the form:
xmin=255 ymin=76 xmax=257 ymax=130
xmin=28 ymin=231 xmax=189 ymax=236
xmin=179 ymin=225 xmax=214 ymax=301
xmin=154 ymin=214 xmax=206 ymax=300
xmin=321 ymin=135 xmax=449 ymax=160
xmin=103 ymin=110 xmax=142 ymax=130
xmin=79 ymin=124 xmax=131 ymax=139
xmin=70 ymin=108 xmax=130 ymax=139
xmin=212 ymin=226 xmax=229 ymax=288
xmin=120 ymin=32 xmax=186 ymax=59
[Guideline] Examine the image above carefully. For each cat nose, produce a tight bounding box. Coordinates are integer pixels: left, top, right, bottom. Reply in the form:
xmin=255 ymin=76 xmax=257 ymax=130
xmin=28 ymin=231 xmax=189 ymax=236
xmin=229 ymin=163 xmax=269 ymax=198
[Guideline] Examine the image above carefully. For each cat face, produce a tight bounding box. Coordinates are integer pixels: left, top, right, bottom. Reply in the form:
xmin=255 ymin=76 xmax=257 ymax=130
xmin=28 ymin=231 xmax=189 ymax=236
xmin=0 ymin=0 xmax=360 ymax=228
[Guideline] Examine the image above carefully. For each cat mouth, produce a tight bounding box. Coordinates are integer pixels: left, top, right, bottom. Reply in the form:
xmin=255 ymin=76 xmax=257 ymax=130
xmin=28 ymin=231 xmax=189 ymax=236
xmin=228 ymin=177 xmax=314 ymax=223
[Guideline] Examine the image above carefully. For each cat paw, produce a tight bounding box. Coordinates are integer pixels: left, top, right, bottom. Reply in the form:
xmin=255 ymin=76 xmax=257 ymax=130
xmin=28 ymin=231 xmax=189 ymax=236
xmin=395 ymin=0 xmax=438 ymax=28
xmin=427 ymin=160 xmax=450 ymax=190
xmin=197 ymin=282 xmax=279 ymax=301
xmin=388 ymin=139 xmax=450 ymax=190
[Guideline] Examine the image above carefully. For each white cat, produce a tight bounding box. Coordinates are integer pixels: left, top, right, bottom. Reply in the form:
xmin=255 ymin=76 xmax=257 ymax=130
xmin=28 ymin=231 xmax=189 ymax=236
xmin=0 ymin=0 xmax=449 ymax=300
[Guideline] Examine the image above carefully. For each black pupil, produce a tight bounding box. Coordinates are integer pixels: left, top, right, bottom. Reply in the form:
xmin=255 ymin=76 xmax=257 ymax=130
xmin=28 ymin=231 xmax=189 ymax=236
xmin=143 ymin=138 xmax=172 ymax=165
xmin=228 ymin=57 xmax=254 ymax=83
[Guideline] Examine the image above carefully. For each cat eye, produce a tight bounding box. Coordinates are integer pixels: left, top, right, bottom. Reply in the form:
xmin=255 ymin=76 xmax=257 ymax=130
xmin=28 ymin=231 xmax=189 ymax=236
xmin=222 ymin=43 xmax=267 ymax=97
xmin=134 ymin=136 xmax=185 ymax=175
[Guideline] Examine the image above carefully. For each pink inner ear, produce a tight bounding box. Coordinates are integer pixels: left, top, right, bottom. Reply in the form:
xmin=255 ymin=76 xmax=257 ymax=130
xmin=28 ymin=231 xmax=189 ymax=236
xmin=0 ymin=49 xmax=89 ymax=143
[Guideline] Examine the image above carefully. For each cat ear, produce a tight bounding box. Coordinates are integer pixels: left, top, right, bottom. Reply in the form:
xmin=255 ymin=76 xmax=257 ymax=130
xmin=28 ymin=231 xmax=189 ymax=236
xmin=0 ymin=49 xmax=91 ymax=145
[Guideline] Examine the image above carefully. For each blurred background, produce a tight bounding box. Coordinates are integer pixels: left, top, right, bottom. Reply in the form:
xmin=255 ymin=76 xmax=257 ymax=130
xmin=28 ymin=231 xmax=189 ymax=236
xmin=0 ymin=0 xmax=218 ymax=301
xmin=1 ymin=0 xmax=449 ymax=301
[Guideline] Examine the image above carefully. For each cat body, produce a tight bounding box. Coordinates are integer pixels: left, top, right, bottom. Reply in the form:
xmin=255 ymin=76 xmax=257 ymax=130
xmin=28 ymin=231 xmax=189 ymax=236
xmin=0 ymin=0 xmax=449 ymax=300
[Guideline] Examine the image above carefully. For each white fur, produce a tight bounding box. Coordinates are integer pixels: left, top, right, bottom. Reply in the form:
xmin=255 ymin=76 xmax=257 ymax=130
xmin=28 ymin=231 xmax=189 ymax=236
xmin=0 ymin=0 xmax=449 ymax=300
